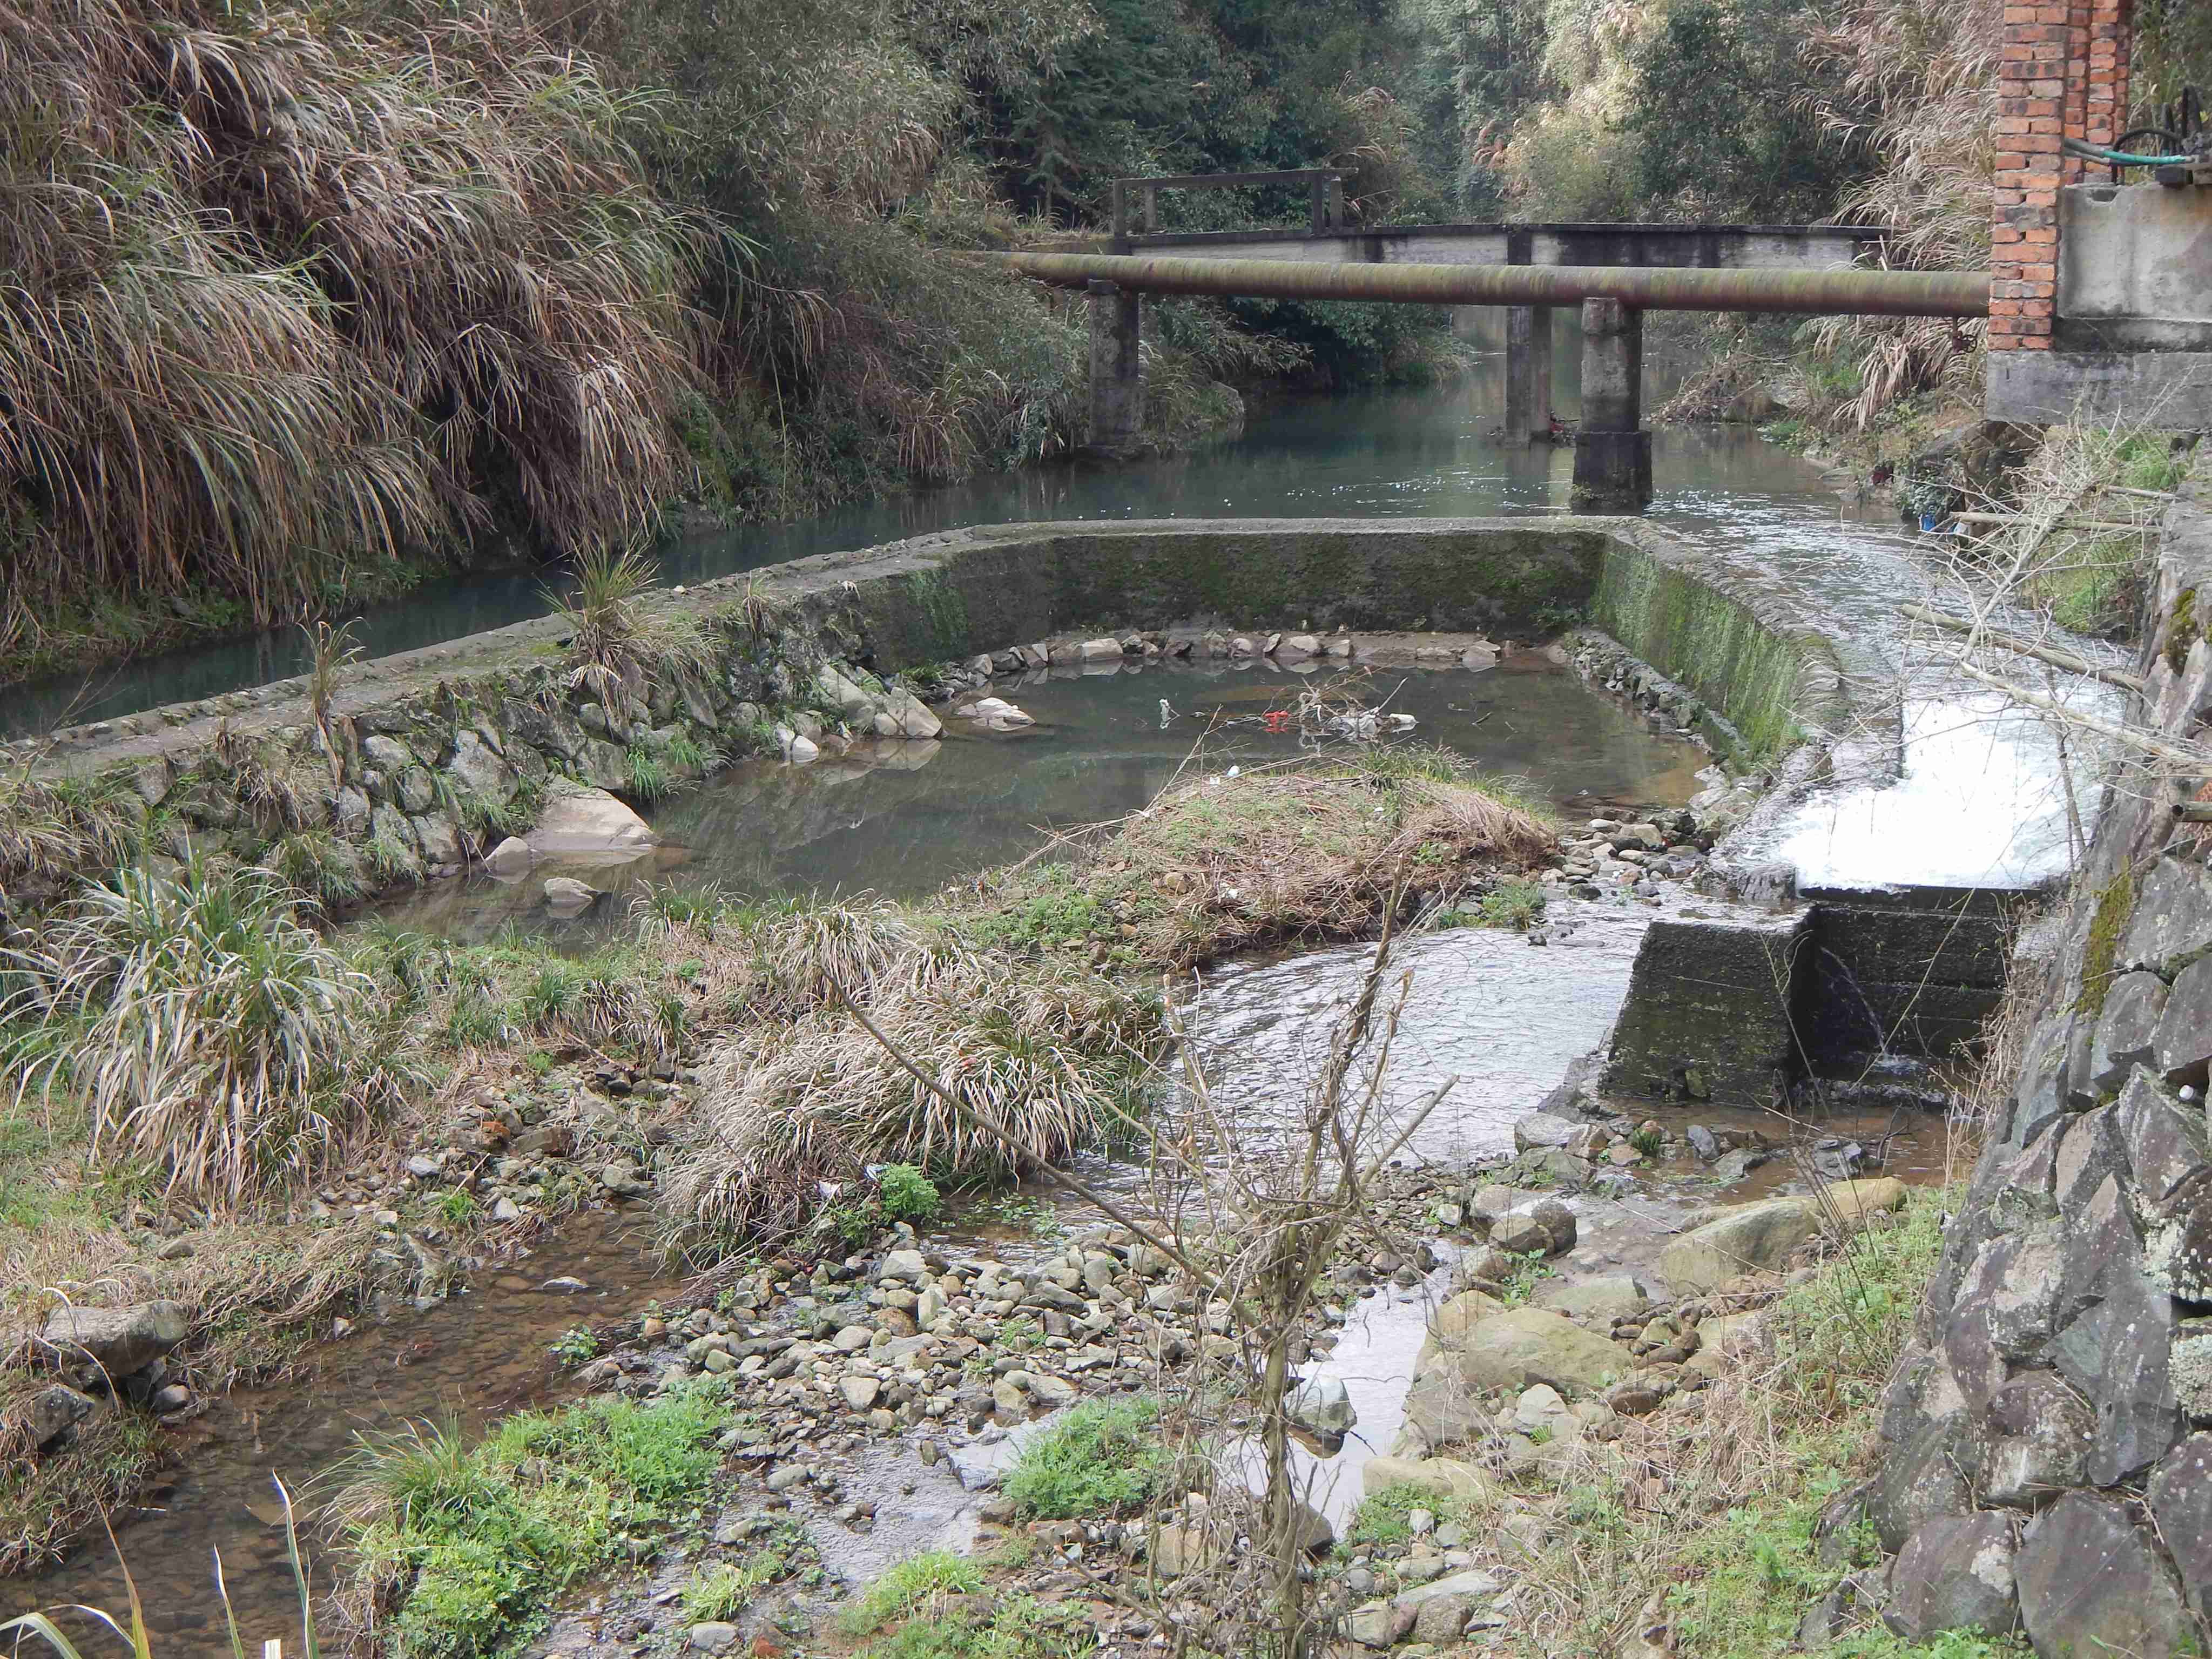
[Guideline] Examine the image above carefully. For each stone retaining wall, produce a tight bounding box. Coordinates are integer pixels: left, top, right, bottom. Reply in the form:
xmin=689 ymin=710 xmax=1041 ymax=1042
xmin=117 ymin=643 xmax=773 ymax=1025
xmin=1 ymin=518 xmax=1869 ymax=917
xmin=1866 ymin=455 xmax=2212 ymax=1655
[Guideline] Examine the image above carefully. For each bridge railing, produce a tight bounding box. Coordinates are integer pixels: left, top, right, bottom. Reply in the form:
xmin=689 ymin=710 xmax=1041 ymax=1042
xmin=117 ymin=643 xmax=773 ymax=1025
xmin=1110 ymin=168 xmax=1345 ymax=245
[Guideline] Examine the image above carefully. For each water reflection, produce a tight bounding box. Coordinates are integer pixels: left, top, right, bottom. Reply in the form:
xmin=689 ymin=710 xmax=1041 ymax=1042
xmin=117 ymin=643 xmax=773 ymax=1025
xmin=373 ymin=651 xmax=1705 ymax=945
xmin=9 ymin=316 xmax=1906 ymax=737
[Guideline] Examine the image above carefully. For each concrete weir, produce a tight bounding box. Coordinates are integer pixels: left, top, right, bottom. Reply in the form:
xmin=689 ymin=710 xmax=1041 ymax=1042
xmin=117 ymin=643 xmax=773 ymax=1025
xmin=11 ymin=514 xmax=2026 ymax=1102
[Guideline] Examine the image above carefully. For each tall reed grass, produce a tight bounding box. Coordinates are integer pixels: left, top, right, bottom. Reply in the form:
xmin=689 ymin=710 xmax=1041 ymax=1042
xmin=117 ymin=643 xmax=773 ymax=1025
xmin=0 ymin=860 xmax=413 ymax=1200
xmin=1800 ymin=0 xmax=2000 ymax=427
xmin=0 ymin=0 xmax=704 ymax=663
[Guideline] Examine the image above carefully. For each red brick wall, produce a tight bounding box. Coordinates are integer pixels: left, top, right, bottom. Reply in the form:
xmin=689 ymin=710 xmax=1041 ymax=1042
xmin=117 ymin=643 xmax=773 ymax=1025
xmin=1991 ymin=0 xmax=2132 ymax=350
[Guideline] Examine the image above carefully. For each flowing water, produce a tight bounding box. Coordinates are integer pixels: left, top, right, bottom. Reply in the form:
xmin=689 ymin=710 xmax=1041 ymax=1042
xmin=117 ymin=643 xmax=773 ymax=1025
xmin=8 ymin=324 xmax=1978 ymax=1639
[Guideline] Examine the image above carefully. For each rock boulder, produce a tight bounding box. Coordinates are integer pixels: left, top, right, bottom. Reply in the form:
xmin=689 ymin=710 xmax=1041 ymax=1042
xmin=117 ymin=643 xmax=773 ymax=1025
xmin=1448 ymin=1307 xmax=1627 ymax=1398
xmin=1658 ymin=1197 xmax=1822 ymax=1292
xmin=525 ymin=786 xmax=659 ymax=858
xmin=2017 ymin=1492 xmax=2195 ymax=1659
xmin=1887 ymin=1514 xmax=2020 ymax=1638
xmin=42 ymin=1301 xmax=187 ymax=1377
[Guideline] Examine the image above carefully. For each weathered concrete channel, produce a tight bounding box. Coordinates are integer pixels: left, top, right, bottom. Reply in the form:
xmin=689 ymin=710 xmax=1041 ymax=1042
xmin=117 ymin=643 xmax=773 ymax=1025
xmin=12 ymin=514 xmax=2025 ymax=1103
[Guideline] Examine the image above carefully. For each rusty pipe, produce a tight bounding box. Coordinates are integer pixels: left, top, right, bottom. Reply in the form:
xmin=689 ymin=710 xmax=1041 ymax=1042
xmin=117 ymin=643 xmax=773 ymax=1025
xmin=987 ymin=249 xmax=1988 ymax=318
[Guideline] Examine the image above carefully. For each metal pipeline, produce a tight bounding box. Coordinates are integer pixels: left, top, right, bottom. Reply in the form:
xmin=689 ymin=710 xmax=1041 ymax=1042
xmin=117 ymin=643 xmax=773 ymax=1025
xmin=987 ymin=249 xmax=1989 ymax=318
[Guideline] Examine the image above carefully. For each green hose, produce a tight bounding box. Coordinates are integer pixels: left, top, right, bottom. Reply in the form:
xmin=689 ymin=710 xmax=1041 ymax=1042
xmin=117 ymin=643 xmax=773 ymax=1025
xmin=2063 ymin=136 xmax=2194 ymax=167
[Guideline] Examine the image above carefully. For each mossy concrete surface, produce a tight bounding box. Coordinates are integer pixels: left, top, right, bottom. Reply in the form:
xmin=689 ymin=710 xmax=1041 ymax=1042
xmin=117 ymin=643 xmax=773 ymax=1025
xmin=1590 ymin=537 xmax=1849 ymax=761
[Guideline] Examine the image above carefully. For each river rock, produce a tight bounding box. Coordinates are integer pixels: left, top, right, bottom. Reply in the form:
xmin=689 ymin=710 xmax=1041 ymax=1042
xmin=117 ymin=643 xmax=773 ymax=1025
xmin=1078 ymin=638 xmax=1123 ymax=661
xmin=1489 ymin=1198 xmax=1577 ymax=1257
xmin=543 ymin=877 xmax=599 ymax=913
xmin=414 ymin=812 xmax=464 ymax=868
xmin=965 ymin=697 xmax=1036 ymax=730
xmin=1448 ymin=1307 xmax=1627 ymax=1397
xmin=599 ymin=1159 xmax=650 ymax=1197
xmin=842 ymin=1376 xmax=881 ymax=1411
xmin=1395 ymin=1568 xmax=1502 ymax=1610
xmin=1345 ymin=1602 xmax=1401 ymax=1648
xmin=1359 ymin=1454 xmax=1497 ymax=1502
xmin=1404 ymin=1366 xmax=1492 ymax=1446
xmin=1533 ymin=1274 xmax=1649 ymax=1323
xmin=1287 ymin=1375 xmax=1357 ymax=1437
xmin=883 ymin=688 xmax=943 ymax=739
xmin=1152 ymin=1521 xmax=1224 ymax=1577
xmin=689 ymin=1621 xmax=739 ymax=1653
xmin=484 ymin=836 xmax=532 ymax=878
xmin=1657 ymin=1197 xmax=1822 ymax=1292
xmin=18 ymin=1384 xmax=96 ymax=1448
xmin=1409 ymin=1595 xmax=1474 ymax=1645
xmin=1887 ymin=1514 xmax=2020 ymax=1639
xmin=2017 ymin=1492 xmax=2195 ymax=1658
xmin=815 ymin=665 xmax=877 ymax=720
xmin=1512 ymin=1112 xmax=1583 ymax=1151
xmin=1427 ymin=1287 xmax=1508 ymax=1350
xmin=1511 ymin=1382 xmax=1578 ymax=1441
xmin=1816 ymin=1177 xmax=1908 ymax=1222
xmin=1280 ymin=633 xmax=1321 ymax=658
xmin=42 ymin=1301 xmax=187 ymax=1375
xmin=525 ymin=786 xmax=659 ymax=858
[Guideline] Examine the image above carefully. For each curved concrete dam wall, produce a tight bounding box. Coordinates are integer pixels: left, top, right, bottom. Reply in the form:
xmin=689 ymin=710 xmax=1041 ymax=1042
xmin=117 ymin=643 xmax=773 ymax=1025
xmin=1 ymin=516 xmax=1856 ymax=916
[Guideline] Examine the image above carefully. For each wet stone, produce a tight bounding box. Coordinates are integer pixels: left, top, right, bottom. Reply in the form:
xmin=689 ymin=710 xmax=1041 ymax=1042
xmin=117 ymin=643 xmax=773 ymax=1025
xmin=1886 ymin=1513 xmax=2020 ymax=1639
xmin=2114 ymin=1068 xmax=2212 ymax=1202
xmin=1976 ymin=1371 xmax=2093 ymax=1506
xmin=2017 ymin=1492 xmax=2196 ymax=1659
xmin=2120 ymin=857 xmax=2212 ymax=979
xmin=1869 ymin=1415 xmax=1973 ymax=1553
xmin=2007 ymin=1015 xmax=2073 ymax=1151
xmin=2154 ymin=955 xmax=2212 ymax=1089
xmin=2148 ymin=1433 xmax=2212 ymax=1620
xmin=2089 ymin=972 xmax=2169 ymax=1091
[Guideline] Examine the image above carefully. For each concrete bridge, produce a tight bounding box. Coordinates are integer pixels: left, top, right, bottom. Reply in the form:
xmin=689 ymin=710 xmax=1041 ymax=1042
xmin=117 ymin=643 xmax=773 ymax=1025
xmin=1018 ymin=169 xmax=1955 ymax=510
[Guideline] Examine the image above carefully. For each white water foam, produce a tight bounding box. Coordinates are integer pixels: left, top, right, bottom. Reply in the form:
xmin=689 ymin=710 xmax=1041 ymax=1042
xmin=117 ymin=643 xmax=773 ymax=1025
xmin=1765 ymin=687 xmax=2114 ymax=892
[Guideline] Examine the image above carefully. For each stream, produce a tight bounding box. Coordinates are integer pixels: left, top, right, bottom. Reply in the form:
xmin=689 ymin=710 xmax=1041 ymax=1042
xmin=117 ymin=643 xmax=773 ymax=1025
xmin=6 ymin=326 xmax=1976 ymax=1642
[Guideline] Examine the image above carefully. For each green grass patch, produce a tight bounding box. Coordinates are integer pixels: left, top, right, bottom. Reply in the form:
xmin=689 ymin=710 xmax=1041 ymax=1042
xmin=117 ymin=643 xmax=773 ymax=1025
xmin=338 ymin=1384 xmax=733 ymax=1659
xmin=1001 ymin=1397 xmax=1166 ymax=1520
xmin=842 ymin=1551 xmax=987 ymax=1636
xmin=1345 ymin=1481 xmax=1471 ymax=1549
xmin=949 ymin=757 xmax=1556 ymax=969
xmin=854 ymin=1593 xmax=1096 ymax=1659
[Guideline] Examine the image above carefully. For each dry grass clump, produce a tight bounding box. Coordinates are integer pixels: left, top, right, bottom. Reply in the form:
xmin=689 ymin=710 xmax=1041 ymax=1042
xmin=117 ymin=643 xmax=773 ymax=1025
xmin=1799 ymin=0 xmax=1999 ymax=427
xmin=1486 ymin=1192 xmax=1948 ymax=1655
xmin=0 ymin=769 xmax=144 ymax=905
xmin=663 ymin=954 xmax=1163 ymax=1252
xmin=1 ymin=861 xmax=415 ymax=1201
xmin=0 ymin=0 xmax=704 ymax=657
xmin=966 ymin=753 xmax=1558 ymax=968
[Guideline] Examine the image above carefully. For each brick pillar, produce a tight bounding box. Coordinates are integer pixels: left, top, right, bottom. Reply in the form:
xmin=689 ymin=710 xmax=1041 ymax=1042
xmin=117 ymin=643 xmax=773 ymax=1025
xmin=1990 ymin=0 xmax=2132 ymax=356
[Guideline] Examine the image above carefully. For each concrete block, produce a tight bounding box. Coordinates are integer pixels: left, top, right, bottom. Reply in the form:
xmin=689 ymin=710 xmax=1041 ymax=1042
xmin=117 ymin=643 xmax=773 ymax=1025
xmin=1603 ymin=911 xmax=1809 ymax=1104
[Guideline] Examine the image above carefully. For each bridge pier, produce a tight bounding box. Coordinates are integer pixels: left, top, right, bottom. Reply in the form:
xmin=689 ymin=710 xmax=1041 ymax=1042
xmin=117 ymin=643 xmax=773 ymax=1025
xmin=1087 ymin=280 xmax=1143 ymax=455
xmin=1502 ymin=305 xmax=1554 ymax=446
xmin=1570 ymin=296 xmax=1653 ymax=512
